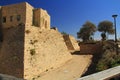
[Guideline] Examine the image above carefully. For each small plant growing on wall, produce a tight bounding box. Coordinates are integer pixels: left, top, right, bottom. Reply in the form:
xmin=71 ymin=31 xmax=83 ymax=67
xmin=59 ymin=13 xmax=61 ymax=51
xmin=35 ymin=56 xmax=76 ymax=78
xmin=25 ymin=30 xmax=31 ymax=34
xmin=34 ymin=40 xmax=38 ymax=43
xmin=30 ymin=40 xmax=38 ymax=45
xmin=30 ymin=49 xmax=36 ymax=56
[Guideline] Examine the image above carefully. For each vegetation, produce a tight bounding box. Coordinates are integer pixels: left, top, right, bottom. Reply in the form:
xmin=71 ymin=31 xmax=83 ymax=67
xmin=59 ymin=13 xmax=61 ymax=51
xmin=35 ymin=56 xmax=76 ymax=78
xmin=30 ymin=49 xmax=36 ymax=56
xmin=77 ymin=20 xmax=115 ymax=42
xmin=81 ymin=41 xmax=120 ymax=76
xmin=96 ymin=41 xmax=120 ymax=71
xmin=98 ymin=20 xmax=115 ymax=40
xmin=61 ymin=31 xmax=68 ymax=35
xmin=25 ymin=30 xmax=31 ymax=34
xmin=77 ymin=21 xmax=96 ymax=42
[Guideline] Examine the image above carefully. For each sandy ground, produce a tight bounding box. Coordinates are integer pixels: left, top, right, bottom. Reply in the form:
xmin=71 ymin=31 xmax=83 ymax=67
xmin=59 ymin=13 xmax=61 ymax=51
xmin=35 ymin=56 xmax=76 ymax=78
xmin=36 ymin=54 xmax=93 ymax=80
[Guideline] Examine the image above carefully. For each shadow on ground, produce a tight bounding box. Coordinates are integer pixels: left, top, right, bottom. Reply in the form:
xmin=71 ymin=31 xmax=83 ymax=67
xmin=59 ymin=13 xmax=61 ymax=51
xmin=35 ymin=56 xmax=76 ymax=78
xmin=71 ymin=51 xmax=91 ymax=55
xmin=71 ymin=50 xmax=101 ymax=77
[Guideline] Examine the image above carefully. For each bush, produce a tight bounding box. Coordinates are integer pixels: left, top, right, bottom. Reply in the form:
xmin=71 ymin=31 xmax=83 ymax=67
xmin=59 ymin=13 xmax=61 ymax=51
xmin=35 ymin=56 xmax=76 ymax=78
xmin=96 ymin=61 xmax=108 ymax=71
xmin=25 ymin=30 xmax=31 ymax=34
xmin=30 ymin=49 xmax=36 ymax=56
xmin=96 ymin=41 xmax=120 ymax=71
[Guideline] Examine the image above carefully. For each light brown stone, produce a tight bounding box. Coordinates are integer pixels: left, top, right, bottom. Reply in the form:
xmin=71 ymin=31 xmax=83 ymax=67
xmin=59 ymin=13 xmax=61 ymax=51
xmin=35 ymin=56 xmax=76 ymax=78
xmin=63 ymin=35 xmax=79 ymax=50
xmin=0 ymin=2 xmax=72 ymax=80
xmin=0 ymin=2 xmax=50 ymax=30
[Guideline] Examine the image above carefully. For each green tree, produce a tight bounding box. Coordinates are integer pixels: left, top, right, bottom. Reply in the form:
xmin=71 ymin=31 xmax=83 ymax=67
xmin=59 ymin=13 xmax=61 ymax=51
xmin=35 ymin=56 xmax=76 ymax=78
xmin=98 ymin=20 xmax=115 ymax=41
xmin=61 ymin=31 xmax=68 ymax=35
xmin=77 ymin=21 xmax=96 ymax=42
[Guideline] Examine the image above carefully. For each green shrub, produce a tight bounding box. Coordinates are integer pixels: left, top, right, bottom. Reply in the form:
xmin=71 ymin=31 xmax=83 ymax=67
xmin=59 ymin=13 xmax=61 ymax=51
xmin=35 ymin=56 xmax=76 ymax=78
xmin=25 ymin=30 xmax=31 ymax=34
xmin=96 ymin=62 xmax=108 ymax=71
xmin=30 ymin=49 xmax=36 ymax=56
xmin=96 ymin=41 xmax=120 ymax=72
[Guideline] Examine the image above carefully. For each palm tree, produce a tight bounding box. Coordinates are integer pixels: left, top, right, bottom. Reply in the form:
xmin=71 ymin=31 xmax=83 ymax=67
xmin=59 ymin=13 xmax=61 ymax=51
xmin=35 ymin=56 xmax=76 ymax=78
xmin=98 ymin=20 xmax=115 ymax=40
xmin=77 ymin=21 xmax=96 ymax=42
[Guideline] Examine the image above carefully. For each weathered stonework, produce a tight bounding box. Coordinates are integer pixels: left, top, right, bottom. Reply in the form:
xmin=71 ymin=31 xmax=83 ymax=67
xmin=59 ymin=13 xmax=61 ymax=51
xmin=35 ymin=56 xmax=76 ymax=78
xmin=1 ymin=2 xmax=26 ymax=28
xmin=33 ymin=8 xmax=50 ymax=29
xmin=0 ymin=25 xmax=24 ymax=78
xmin=24 ymin=27 xmax=72 ymax=79
xmin=63 ymin=35 xmax=79 ymax=50
xmin=0 ymin=2 xmax=72 ymax=80
xmin=0 ymin=2 xmax=50 ymax=29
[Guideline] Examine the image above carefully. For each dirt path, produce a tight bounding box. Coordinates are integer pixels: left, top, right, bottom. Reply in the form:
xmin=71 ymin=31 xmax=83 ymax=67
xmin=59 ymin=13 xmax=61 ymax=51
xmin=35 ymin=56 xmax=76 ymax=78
xmin=36 ymin=54 xmax=92 ymax=80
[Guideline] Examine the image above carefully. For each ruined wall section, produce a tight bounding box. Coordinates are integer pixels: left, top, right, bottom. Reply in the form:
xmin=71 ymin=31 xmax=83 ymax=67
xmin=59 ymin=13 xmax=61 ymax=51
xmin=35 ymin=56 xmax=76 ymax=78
xmin=1 ymin=2 xmax=26 ymax=29
xmin=63 ymin=35 xmax=74 ymax=50
xmin=24 ymin=26 xmax=72 ymax=79
xmin=68 ymin=35 xmax=79 ymax=50
xmin=63 ymin=35 xmax=79 ymax=50
xmin=0 ymin=25 xmax=25 ymax=78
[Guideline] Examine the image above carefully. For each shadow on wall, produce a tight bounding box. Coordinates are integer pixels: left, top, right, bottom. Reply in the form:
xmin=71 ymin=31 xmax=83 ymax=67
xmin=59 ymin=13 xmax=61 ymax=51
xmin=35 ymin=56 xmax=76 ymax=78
xmin=0 ymin=27 xmax=3 ymax=42
xmin=0 ymin=25 xmax=25 ymax=78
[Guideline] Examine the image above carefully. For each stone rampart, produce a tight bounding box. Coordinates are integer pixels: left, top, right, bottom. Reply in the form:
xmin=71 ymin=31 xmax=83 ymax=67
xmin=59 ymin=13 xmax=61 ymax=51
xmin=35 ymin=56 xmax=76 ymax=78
xmin=0 ymin=25 xmax=72 ymax=80
xmin=24 ymin=26 xmax=72 ymax=79
xmin=0 ymin=25 xmax=25 ymax=78
xmin=80 ymin=43 xmax=102 ymax=54
xmin=63 ymin=35 xmax=79 ymax=50
xmin=0 ymin=2 xmax=72 ymax=80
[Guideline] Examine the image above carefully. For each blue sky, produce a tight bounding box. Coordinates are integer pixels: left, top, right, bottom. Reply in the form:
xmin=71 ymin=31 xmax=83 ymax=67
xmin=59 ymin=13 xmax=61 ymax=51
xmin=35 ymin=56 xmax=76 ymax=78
xmin=0 ymin=0 xmax=120 ymax=40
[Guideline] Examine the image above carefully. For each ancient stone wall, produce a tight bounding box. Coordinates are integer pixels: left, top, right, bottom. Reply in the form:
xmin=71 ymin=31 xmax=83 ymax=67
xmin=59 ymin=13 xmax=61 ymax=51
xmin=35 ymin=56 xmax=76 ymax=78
xmin=80 ymin=43 xmax=102 ymax=54
xmin=25 ymin=2 xmax=34 ymax=26
xmin=33 ymin=9 xmax=40 ymax=27
xmin=0 ymin=2 xmax=50 ymax=30
xmin=33 ymin=8 xmax=50 ymax=29
xmin=0 ymin=25 xmax=72 ymax=80
xmin=24 ymin=26 xmax=72 ymax=79
xmin=0 ymin=6 xmax=2 ymax=26
xmin=0 ymin=6 xmax=2 ymax=42
xmin=0 ymin=26 xmax=25 ymax=78
xmin=40 ymin=9 xmax=50 ymax=29
xmin=63 ymin=35 xmax=79 ymax=50
xmin=1 ymin=2 xmax=26 ymax=28
xmin=0 ymin=2 xmax=72 ymax=80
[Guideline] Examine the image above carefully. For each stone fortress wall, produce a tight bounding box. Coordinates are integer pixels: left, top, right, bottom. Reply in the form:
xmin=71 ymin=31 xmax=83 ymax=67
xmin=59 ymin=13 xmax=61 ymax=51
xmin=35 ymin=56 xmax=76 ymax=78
xmin=0 ymin=25 xmax=24 ymax=78
xmin=1 ymin=2 xmax=26 ymax=28
xmin=24 ymin=26 xmax=72 ymax=79
xmin=33 ymin=8 xmax=50 ymax=29
xmin=0 ymin=2 xmax=78 ymax=80
xmin=1 ymin=2 xmax=50 ymax=29
xmin=63 ymin=34 xmax=79 ymax=50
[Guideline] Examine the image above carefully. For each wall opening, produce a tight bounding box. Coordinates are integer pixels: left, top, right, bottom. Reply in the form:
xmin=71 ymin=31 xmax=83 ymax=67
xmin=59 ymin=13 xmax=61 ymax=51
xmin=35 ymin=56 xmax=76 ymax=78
xmin=17 ymin=15 xmax=21 ymax=21
xmin=2 ymin=17 xmax=6 ymax=23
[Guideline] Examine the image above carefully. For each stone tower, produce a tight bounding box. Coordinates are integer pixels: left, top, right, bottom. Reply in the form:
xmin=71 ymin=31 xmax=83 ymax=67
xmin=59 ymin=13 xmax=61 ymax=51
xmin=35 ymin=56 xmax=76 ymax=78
xmin=0 ymin=2 xmax=50 ymax=29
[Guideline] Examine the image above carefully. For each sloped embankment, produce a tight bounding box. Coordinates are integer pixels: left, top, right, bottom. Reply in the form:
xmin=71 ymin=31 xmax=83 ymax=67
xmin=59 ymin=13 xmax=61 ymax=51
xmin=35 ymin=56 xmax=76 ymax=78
xmin=0 ymin=25 xmax=72 ymax=80
xmin=24 ymin=26 xmax=72 ymax=79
